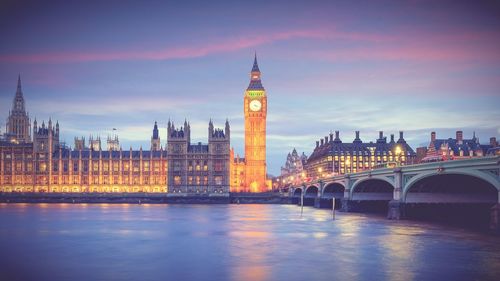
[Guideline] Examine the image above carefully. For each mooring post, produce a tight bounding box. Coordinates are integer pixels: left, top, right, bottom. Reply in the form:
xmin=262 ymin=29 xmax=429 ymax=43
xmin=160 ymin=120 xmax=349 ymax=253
xmin=300 ymin=189 xmax=304 ymax=217
xmin=332 ymin=198 xmax=335 ymax=220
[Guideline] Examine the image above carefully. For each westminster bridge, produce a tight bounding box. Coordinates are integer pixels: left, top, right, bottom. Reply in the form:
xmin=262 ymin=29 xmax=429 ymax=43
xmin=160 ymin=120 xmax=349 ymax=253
xmin=290 ymin=156 xmax=500 ymax=231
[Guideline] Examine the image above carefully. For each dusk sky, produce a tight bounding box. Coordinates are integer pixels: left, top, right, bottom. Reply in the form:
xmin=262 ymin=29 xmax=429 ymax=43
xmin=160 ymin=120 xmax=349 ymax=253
xmin=1 ymin=0 xmax=499 ymax=175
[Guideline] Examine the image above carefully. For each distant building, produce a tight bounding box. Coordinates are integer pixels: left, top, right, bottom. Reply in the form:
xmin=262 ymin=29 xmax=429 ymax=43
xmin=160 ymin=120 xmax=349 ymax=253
xmin=279 ymin=148 xmax=307 ymax=187
xmin=422 ymin=131 xmax=498 ymax=161
xmin=415 ymin=147 xmax=428 ymax=163
xmin=486 ymin=137 xmax=500 ymax=156
xmin=167 ymin=119 xmax=230 ymax=195
xmin=305 ymin=131 xmax=416 ymax=179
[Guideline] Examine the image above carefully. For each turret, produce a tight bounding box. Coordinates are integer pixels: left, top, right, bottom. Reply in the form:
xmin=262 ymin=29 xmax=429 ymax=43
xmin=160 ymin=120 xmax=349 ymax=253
xmin=225 ymin=118 xmax=230 ymax=138
xmin=153 ymin=121 xmax=159 ymax=139
xmin=7 ymin=75 xmax=30 ymax=142
xmin=167 ymin=119 xmax=172 ymax=136
xmin=209 ymin=118 xmax=214 ymax=136
xmin=151 ymin=121 xmax=161 ymax=151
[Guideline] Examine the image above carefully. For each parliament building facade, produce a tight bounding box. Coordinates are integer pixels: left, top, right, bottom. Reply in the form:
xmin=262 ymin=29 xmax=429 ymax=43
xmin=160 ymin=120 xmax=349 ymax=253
xmin=1 ymin=57 xmax=269 ymax=193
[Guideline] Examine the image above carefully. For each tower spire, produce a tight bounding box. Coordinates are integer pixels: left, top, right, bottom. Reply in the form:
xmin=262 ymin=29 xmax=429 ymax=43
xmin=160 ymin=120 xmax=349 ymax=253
xmin=247 ymin=53 xmax=264 ymax=91
xmin=252 ymin=52 xmax=260 ymax=73
xmin=17 ymin=74 xmax=22 ymax=94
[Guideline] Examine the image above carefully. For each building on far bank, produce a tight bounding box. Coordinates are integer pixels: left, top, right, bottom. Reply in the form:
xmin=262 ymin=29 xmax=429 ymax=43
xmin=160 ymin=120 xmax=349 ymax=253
xmin=415 ymin=146 xmax=428 ymax=163
xmin=422 ymin=131 xmax=498 ymax=162
xmin=2 ymin=76 xmax=234 ymax=194
xmin=1 ymin=114 xmax=168 ymax=193
xmin=278 ymin=148 xmax=307 ymax=188
xmin=305 ymin=131 xmax=416 ymax=180
xmin=167 ymin=119 xmax=230 ymax=195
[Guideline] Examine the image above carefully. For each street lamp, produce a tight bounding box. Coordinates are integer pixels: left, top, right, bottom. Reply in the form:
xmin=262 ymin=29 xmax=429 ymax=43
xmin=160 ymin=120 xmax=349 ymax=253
xmin=318 ymin=167 xmax=323 ymax=179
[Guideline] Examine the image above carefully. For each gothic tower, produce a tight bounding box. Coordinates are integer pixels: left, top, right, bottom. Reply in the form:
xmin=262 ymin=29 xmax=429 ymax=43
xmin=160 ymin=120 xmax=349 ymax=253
xmin=6 ymin=75 xmax=31 ymax=142
xmin=151 ymin=121 xmax=160 ymax=151
xmin=244 ymin=54 xmax=268 ymax=192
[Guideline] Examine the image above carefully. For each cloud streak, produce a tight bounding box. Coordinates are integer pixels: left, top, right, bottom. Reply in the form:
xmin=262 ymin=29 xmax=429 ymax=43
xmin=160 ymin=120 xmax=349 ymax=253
xmin=0 ymin=27 xmax=403 ymax=64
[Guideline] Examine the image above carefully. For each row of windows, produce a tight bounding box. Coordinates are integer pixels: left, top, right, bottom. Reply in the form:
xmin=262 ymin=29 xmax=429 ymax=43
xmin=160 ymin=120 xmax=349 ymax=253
xmin=1 ymin=175 xmax=165 ymax=185
xmin=333 ymin=156 xmax=407 ymax=162
xmin=3 ymin=153 xmax=32 ymax=159
xmin=51 ymin=161 xmax=165 ymax=173
xmin=172 ymin=175 xmax=225 ymax=186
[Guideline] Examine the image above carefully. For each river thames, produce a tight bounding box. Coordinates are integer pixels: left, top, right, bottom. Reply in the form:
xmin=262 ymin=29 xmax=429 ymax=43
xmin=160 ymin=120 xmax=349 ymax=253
xmin=0 ymin=203 xmax=499 ymax=281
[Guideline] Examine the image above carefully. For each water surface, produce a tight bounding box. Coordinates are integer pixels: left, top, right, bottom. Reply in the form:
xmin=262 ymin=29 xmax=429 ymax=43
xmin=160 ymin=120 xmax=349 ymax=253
xmin=0 ymin=203 xmax=499 ymax=281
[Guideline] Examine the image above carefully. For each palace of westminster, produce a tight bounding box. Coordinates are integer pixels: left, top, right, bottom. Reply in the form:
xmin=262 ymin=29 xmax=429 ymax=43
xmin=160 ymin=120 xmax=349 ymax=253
xmin=0 ymin=56 xmax=270 ymax=194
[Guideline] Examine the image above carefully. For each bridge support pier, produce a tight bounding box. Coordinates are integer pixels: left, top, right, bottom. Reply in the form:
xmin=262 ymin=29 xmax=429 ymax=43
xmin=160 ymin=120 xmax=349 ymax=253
xmin=490 ymin=204 xmax=500 ymax=234
xmin=314 ymin=197 xmax=321 ymax=208
xmin=340 ymin=198 xmax=352 ymax=212
xmin=387 ymin=200 xmax=405 ymax=220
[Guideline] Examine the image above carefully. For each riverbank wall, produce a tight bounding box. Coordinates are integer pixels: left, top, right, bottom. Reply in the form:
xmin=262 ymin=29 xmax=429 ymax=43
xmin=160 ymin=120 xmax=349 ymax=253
xmin=0 ymin=192 xmax=293 ymax=205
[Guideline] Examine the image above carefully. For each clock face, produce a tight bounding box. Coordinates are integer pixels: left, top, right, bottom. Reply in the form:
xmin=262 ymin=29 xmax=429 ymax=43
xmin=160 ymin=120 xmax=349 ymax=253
xmin=249 ymin=100 xmax=262 ymax=111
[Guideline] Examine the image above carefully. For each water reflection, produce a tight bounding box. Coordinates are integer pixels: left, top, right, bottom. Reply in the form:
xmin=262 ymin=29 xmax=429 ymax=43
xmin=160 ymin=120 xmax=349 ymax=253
xmin=0 ymin=204 xmax=499 ymax=281
xmin=227 ymin=205 xmax=273 ymax=281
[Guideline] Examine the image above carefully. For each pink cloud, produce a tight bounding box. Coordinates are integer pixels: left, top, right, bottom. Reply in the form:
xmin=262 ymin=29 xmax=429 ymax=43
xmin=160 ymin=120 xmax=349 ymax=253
xmin=0 ymin=28 xmax=391 ymax=64
xmin=1 ymin=26 xmax=499 ymax=65
xmin=301 ymin=28 xmax=500 ymax=63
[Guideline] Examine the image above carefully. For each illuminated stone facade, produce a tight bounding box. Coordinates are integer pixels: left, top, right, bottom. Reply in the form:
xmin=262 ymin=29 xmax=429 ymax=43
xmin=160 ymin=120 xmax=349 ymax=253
xmin=305 ymin=131 xmax=416 ymax=179
xmin=0 ymin=77 xmax=169 ymax=193
xmin=422 ymin=131 xmax=499 ymax=161
xmin=0 ymin=119 xmax=168 ymax=193
xmin=167 ymin=119 xmax=230 ymax=195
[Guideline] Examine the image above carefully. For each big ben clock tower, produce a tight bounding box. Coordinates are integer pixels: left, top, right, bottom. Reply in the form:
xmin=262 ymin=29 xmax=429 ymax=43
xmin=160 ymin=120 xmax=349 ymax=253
xmin=244 ymin=54 xmax=268 ymax=192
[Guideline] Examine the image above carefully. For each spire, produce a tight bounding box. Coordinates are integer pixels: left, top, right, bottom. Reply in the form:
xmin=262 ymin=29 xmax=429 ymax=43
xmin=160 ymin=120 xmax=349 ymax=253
xmin=247 ymin=53 xmax=264 ymax=91
xmin=153 ymin=121 xmax=159 ymax=139
xmin=17 ymin=74 xmax=22 ymax=93
xmin=12 ymin=74 xmax=26 ymax=112
xmin=252 ymin=52 xmax=260 ymax=73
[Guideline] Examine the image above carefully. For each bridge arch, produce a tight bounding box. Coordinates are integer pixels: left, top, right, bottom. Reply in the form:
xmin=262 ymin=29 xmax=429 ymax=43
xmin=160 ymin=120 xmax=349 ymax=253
xmin=322 ymin=182 xmax=345 ymax=198
xmin=404 ymin=169 xmax=500 ymax=195
xmin=292 ymin=187 xmax=303 ymax=197
xmin=350 ymin=177 xmax=395 ymax=200
xmin=403 ymin=170 xmax=499 ymax=204
xmin=402 ymin=169 xmax=499 ymax=229
xmin=305 ymin=185 xmax=319 ymax=197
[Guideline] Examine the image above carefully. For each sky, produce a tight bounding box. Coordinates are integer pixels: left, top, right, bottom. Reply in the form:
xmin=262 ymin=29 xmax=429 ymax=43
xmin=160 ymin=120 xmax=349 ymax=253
xmin=0 ymin=0 xmax=499 ymax=175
